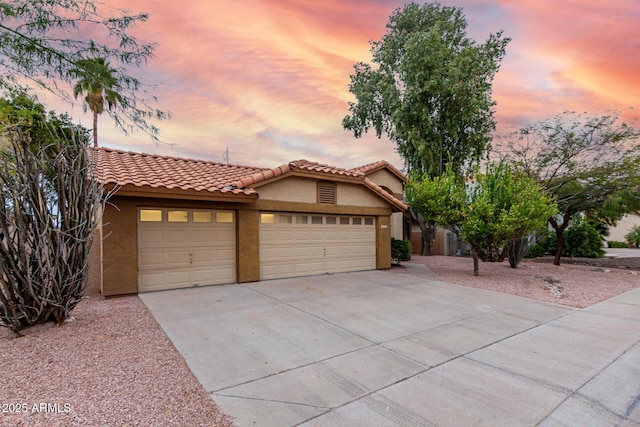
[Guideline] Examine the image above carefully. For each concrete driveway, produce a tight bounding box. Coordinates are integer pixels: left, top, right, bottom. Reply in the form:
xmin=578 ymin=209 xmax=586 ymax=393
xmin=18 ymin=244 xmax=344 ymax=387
xmin=140 ymin=269 xmax=640 ymax=426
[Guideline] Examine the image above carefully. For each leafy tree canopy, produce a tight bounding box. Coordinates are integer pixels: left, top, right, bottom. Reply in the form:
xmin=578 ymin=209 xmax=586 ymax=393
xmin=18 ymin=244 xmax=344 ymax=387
xmin=0 ymin=92 xmax=89 ymax=160
xmin=343 ymin=1 xmax=510 ymax=178
xmin=499 ymin=111 xmax=640 ymax=265
xmin=407 ymin=161 xmax=556 ymax=275
xmin=0 ymin=0 xmax=169 ymax=142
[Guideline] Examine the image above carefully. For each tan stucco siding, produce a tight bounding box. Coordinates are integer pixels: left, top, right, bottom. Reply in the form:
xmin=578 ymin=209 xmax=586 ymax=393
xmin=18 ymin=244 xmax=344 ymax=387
xmin=391 ymin=212 xmax=403 ymax=240
xmin=337 ymin=183 xmax=389 ymax=208
xmin=367 ymin=169 xmax=404 ymax=194
xmin=101 ymin=196 xmax=138 ymax=296
xmin=86 ymin=205 xmax=103 ymax=295
xmin=255 ymin=177 xmax=317 ymax=203
xmin=257 ymin=177 xmax=391 ymax=209
xmin=608 ymin=214 xmax=640 ymax=242
xmin=237 ymin=209 xmax=260 ymax=283
xmin=376 ymin=215 xmax=392 ymax=269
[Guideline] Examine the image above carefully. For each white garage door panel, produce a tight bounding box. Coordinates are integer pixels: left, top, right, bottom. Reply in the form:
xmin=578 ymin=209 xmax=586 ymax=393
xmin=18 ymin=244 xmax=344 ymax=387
xmin=260 ymin=214 xmax=376 ymax=280
xmin=138 ymin=209 xmax=236 ymax=292
xmin=139 ymin=252 xmax=164 ymax=268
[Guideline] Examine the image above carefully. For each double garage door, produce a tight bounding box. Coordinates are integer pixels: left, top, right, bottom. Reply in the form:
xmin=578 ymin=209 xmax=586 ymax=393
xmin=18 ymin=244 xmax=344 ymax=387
xmin=137 ymin=208 xmax=376 ymax=292
xmin=137 ymin=208 xmax=236 ymax=292
xmin=259 ymin=212 xmax=376 ymax=280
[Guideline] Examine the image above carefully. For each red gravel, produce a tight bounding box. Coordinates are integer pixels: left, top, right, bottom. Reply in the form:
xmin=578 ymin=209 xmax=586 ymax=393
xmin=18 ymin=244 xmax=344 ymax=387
xmin=0 ymin=294 xmax=234 ymax=427
xmin=395 ymin=255 xmax=640 ymax=308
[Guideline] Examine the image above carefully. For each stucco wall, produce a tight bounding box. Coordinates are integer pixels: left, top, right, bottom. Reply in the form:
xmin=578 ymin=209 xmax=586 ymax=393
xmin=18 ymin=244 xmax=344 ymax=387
xmin=608 ymin=214 xmax=640 ymax=243
xmin=367 ymin=169 xmax=404 ymax=194
xmin=101 ymin=196 xmax=138 ymax=296
xmin=391 ymin=212 xmax=403 ymax=240
xmin=336 ymin=183 xmax=388 ymax=208
xmin=237 ymin=209 xmax=260 ymax=283
xmin=255 ymin=177 xmax=317 ymax=203
xmin=376 ymin=215 xmax=391 ymax=269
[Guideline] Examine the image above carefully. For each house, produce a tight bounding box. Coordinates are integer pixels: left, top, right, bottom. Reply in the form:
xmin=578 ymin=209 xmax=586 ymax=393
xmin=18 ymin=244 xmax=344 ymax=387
xmin=89 ymin=148 xmax=407 ymax=296
xmin=607 ymin=214 xmax=640 ymax=245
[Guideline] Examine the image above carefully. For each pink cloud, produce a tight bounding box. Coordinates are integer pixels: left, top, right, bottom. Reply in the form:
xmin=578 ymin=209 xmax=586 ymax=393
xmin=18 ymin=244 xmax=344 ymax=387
xmin=42 ymin=0 xmax=639 ymax=169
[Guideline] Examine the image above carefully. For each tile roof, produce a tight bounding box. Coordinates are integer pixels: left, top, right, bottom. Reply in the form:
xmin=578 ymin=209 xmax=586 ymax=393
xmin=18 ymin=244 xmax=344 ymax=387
xmin=91 ymin=147 xmax=264 ymax=197
xmin=351 ymin=160 xmax=407 ymax=182
xmin=232 ymin=159 xmax=406 ymax=211
xmin=91 ymin=148 xmax=407 ymax=210
xmin=231 ymin=159 xmax=364 ymax=188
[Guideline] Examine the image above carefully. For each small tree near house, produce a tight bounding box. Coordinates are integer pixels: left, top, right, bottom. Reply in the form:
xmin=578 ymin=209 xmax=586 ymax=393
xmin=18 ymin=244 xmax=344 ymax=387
xmin=407 ymin=161 xmax=556 ymax=276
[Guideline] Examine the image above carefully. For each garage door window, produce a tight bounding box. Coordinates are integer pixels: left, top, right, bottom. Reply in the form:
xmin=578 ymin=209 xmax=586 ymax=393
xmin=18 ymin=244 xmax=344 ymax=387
xmin=296 ymin=215 xmax=308 ymax=224
xmin=261 ymin=213 xmax=276 ymax=224
xmin=311 ymin=216 xmax=323 ymax=225
xmin=216 ymin=212 xmax=234 ymax=223
xmin=353 ymin=217 xmax=362 ymax=225
xmin=364 ymin=218 xmax=374 ymax=225
xmin=340 ymin=217 xmax=350 ymax=225
xmin=168 ymin=210 xmax=188 ymax=222
xmin=326 ymin=216 xmax=337 ymax=225
xmin=193 ymin=211 xmax=212 ymax=223
xmin=140 ymin=209 xmax=162 ymax=222
xmin=279 ymin=214 xmax=292 ymax=224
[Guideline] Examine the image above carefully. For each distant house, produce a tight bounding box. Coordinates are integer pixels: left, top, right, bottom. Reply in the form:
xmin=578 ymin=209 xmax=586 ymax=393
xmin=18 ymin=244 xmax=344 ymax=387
xmin=88 ymin=148 xmax=407 ymax=296
xmin=608 ymin=214 xmax=640 ymax=244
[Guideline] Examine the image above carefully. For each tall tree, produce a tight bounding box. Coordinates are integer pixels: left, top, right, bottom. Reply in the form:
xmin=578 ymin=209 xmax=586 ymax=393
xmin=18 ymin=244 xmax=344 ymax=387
xmin=342 ymin=2 xmax=509 ymax=254
xmin=72 ymin=57 xmax=122 ymax=147
xmin=343 ymin=2 xmax=509 ymax=178
xmin=0 ymin=0 xmax=169 ymax=142
xmin=501 ymin=111 xmax=640 ymax=265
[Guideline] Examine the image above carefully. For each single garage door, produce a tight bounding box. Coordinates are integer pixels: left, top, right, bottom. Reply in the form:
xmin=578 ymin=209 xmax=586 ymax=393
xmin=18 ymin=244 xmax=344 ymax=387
xmin=260 ymin=212 xmax=376 ymax=280
xmin=138 ymin=208 xmax=236 ymax=292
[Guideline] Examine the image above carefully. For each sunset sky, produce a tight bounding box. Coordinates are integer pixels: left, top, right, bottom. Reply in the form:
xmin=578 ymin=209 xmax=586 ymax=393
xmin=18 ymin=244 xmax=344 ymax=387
xmin=42 ymin=0 xmax=639 ymax=170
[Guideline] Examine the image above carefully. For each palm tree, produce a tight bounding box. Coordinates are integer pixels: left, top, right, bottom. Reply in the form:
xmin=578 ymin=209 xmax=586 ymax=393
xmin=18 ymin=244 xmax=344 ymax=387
xmin=72 ymin=57 xmax=122 ymax=147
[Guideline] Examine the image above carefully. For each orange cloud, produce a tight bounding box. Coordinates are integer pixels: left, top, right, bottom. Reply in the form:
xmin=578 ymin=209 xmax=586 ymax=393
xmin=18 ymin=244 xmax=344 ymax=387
xmin=39 ymin=0 xmax=638 ymax=169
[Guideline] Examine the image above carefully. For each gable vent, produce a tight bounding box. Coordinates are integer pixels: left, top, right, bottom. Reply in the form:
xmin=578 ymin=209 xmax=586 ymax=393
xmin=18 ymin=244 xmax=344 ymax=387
xmin=318 ymin=182 xmax=336 ymax=204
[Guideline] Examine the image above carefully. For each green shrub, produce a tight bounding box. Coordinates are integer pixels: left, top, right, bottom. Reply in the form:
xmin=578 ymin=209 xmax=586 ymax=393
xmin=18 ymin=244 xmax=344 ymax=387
xmin=391 ymin=238 xmax=412 ymax=263
xmin=565 ymin=219 xmax=604 ymax=258
xmin=543 ymin=219 xmax=605 ymax=258
xmin=607 ymin=241 xmax=629 ymax=248
xmin=626 ymin=226 xmax=640 ymax=248
xmin=525 ymin=243 xmax=546 ymax=258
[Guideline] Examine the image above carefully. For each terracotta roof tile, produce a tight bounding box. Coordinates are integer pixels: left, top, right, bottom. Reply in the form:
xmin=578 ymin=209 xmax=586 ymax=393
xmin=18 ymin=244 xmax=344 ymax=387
xmin=351 ymin=160 xmax=407 ymax=182
xmin=290 ymin=159 xmax=365 ymax=178
xmin=91 ymin=147 xmax=265 ymax=197
xmin=91 ymin=148 xmax=407 ymax=210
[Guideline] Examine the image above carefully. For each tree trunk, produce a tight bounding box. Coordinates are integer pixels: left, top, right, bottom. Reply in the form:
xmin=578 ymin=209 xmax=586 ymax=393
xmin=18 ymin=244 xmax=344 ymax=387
xmin=549 ymin=214 xmax=570 ymax=266
xmin=409 ymin=207 xmax=435 ymax=256
xmin=93 ymin=112 xmax=98 ymax=148
xmin=472 ymin=247 xmax=480 ymax=276
xmin=554 ymin=229 xmax=564 ymax=266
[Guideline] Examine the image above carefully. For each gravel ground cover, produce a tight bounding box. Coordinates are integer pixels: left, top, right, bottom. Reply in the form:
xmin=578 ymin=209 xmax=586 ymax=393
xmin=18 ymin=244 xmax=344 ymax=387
xmin=0 ymin=294 xmax=233 ymax=427
xmin=2 ymin=255 xmax=638 ymax=426
xmin=394 ymin=255 xmax=640 ymax=308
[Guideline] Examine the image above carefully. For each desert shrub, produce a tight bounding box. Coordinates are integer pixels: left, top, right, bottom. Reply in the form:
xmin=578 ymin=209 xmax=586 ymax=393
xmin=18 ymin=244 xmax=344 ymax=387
xmin=0 ymin=98 xmax=103 ymax=334
xmin=626 ymin=226 xmax=640 ymax=248
xmin=543 ymin=219 xmax=605 ymax=258
xmin=607 ymin=241 xmax=629 ymax=248
xmin=391 ymin=238 xmax=412 ymax=263
xmin=564 ymin=219 xmax=605 ymax=258
xmin=525 ymin=243 xmax=546 ymax=258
